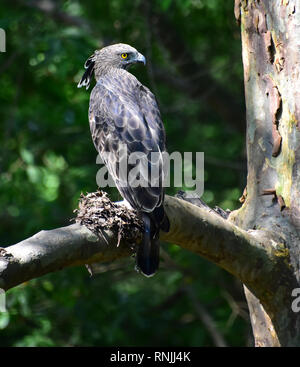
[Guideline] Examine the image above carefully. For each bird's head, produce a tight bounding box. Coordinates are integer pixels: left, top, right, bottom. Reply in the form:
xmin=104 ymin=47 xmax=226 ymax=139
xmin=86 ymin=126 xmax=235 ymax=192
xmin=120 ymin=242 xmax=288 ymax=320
xmin=77 ymin=43 xmax=146 ymax=90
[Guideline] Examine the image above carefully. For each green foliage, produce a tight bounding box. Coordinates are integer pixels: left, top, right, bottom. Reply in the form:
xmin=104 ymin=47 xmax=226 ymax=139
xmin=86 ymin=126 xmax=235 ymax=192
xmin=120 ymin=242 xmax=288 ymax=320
xmin=0 ymin=0 xmax=250 ymax=346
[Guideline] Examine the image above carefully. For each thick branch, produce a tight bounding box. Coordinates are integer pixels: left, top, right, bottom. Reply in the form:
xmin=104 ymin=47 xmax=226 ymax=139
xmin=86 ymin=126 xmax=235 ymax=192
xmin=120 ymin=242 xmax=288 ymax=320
xmin=0 ymin=224 xmax=133 ymax=291
xmin=0 ymin=195 xmax=295 ymax=318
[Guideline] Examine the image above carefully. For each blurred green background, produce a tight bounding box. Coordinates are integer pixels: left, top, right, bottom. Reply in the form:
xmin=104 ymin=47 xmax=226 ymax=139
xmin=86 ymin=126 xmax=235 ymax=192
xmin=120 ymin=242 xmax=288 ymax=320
xmin=0 ymin=0 xmax=252 ymax=346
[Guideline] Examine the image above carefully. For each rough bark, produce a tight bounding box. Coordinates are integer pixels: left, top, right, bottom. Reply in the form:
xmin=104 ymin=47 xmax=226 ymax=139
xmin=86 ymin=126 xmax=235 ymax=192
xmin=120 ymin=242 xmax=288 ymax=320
xmin=230 ymin=0 xmax=300 ymax=346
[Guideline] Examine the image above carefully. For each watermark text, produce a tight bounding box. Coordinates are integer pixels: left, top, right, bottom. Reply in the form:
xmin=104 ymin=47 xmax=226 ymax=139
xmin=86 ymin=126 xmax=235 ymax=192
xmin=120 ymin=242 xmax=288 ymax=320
xmin=0 ymin=29 xmax=6 ymax=52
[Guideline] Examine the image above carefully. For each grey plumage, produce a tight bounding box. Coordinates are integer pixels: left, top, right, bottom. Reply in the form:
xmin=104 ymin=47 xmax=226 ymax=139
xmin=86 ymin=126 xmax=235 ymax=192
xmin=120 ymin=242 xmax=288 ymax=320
xmin=78 ymin=43 xmax=169 ymax=276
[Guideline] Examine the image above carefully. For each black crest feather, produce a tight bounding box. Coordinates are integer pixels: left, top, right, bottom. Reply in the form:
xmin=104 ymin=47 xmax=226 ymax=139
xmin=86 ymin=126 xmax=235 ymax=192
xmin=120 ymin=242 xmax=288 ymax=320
xmin=77 ymin=54 xmax=95 ymax=90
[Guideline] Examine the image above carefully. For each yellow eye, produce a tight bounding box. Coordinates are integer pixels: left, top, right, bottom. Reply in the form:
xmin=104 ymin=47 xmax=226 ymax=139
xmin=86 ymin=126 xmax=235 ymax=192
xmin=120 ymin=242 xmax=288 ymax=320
xmin=121 ymin=53 xmax=128 ymax=59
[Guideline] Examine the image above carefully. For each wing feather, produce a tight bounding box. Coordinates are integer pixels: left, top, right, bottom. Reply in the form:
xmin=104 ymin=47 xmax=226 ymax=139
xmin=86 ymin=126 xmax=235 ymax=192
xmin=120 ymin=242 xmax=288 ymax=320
xmin=89 ymin=72 xmax=166 ymax=212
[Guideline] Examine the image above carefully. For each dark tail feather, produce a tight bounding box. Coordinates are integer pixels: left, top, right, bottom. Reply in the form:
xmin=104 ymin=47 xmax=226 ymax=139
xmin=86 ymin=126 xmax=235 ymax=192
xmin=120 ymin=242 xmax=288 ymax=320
xmin=150 ymin=205 xmax=170 ymax=233
xmin=136 ymin=213 xmax=160 ymax=277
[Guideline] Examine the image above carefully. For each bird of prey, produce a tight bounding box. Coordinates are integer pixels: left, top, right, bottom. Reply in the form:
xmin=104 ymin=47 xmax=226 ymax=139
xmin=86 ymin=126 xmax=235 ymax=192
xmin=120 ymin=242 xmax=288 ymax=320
xmin=78 ymin=43 xmax=169 ymax=277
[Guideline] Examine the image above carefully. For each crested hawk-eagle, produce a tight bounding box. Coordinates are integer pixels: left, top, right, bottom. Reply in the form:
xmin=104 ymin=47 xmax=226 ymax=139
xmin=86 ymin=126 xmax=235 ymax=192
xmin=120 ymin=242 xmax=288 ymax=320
xmin=78 ymin=43 xmax=169 ymax=277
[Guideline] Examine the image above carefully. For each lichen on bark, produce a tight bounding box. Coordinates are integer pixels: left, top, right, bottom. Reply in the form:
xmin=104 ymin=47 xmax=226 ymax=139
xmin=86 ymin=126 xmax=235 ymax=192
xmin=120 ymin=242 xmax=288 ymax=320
xmin=231 ymin=0 xmax=300 ymax=346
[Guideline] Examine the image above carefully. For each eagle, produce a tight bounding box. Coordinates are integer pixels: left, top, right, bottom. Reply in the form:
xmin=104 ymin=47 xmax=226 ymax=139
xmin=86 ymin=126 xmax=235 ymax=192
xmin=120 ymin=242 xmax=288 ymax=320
xmin=78 ymin=43 xmax=169 ymax=277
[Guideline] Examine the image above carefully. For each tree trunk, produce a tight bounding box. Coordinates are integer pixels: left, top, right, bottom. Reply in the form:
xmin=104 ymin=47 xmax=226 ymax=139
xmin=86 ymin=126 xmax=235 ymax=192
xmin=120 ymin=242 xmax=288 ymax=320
xmin=230 ymin=0 xmax=300 ymax=346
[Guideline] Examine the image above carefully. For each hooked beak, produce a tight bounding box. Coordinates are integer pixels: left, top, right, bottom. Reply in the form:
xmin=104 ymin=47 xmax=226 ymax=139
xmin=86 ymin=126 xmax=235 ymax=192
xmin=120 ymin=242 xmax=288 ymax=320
xmin=135 ymin=52 xmax=146 ymax=65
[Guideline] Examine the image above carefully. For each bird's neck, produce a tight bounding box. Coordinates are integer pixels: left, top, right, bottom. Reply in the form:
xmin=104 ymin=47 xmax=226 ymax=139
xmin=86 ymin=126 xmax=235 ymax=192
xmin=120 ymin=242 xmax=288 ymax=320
xmin=94 ymin=65 xmax=129 ymax=81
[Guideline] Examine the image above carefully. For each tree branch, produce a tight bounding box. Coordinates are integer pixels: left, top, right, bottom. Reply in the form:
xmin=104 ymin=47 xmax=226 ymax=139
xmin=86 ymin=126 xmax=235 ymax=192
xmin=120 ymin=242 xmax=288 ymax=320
xmin=0 ymin=193 xmax=295 ymax=320
xmin=0 ymin=224 xmax=131 ymax=291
